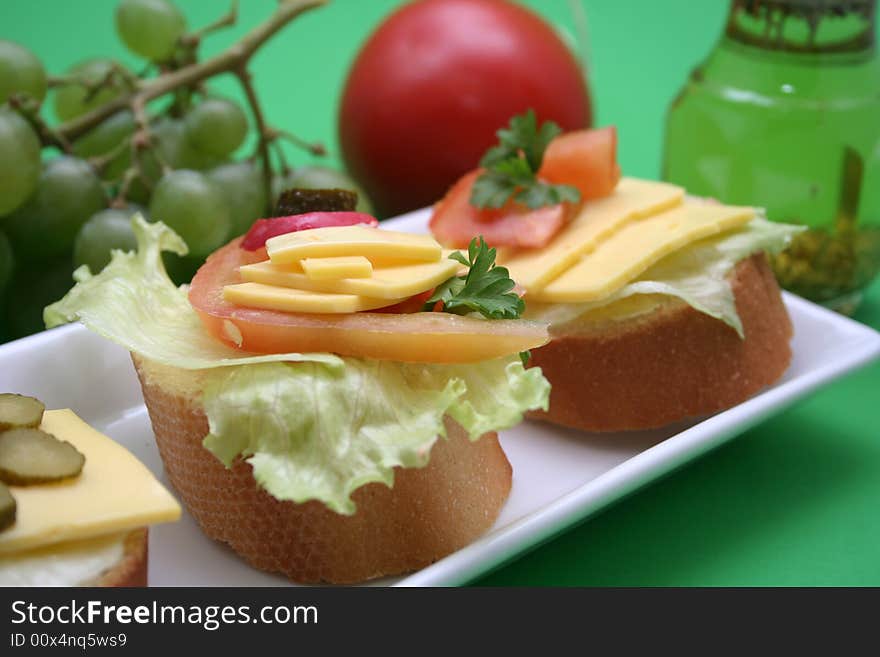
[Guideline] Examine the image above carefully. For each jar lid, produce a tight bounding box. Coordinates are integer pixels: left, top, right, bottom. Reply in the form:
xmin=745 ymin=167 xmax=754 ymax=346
xmin=729 ymin=0 xmax=876 ymax=52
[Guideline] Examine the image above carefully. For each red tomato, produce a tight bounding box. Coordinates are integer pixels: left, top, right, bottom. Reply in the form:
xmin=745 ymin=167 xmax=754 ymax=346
xmin=539 ymin=127 xmax=620 ymax=200
xmin=429 ymin=170 xmax=570 ymax=249
xmin=241 ymin=212 xmax=379 ymax=250
xmin=339 ymin=0 xmax=592 ymax=218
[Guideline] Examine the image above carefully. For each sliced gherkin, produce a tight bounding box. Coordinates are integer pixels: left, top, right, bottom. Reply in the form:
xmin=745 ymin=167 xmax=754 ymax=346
xmin=275 ymin=188 xmax=358 ymax=216
xmin=0 ymin=482 xmax=15 ymax=532
xmin=0 ymin=393 xmax=45 ymax=431
xmin=0 ymin=428 xmax=85 ymax=486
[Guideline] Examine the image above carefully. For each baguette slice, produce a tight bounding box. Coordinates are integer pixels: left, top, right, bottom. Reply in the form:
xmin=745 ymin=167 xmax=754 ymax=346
xmin=133 ymin=356 xmax=512 ymax=584
xmin=527 ymin=252 xmax=793 ymax=432
xmin=93 ymin=528 xmax=148 ymax=586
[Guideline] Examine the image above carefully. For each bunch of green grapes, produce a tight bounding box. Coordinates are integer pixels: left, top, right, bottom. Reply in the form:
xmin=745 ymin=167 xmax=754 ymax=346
xmin=0 ymin=0 xmax=369 ymax=344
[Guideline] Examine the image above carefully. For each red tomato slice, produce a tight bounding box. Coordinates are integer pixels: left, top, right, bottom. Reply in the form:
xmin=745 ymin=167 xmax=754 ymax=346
xmin=429 ymin=171 xmax=570 ymax=249
xmin=188 ymin=238 xmax=548 ymax=362
xmin=538 ymin=126 xmax=620 ymax=200
xmin=241 ymin=212 xmax=379 ymax=251
xmin=429 ymin=127 xmax=619 ymax=249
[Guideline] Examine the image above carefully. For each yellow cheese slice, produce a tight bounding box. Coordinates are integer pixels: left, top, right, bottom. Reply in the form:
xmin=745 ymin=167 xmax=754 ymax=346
xmin=267 ymin=225 xmax=442 ymax=265
xmin=239 ymin=257 xmax=461 ymax=300
xmin=301 ymin=256 xmax=373 ymax=280
xmin=530 ymin=201 xmax=756 ymax=303
xmin=224 ymin=282 xmax=406 ymax=313
xmin=0 ymin=410 xmax=180 ymax=555
xmin=502 ymin=178 xmax=685 ymax=291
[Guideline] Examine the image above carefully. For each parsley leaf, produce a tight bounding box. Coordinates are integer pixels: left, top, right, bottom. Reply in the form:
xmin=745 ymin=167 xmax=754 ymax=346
xmin=470 ymin=109 xmax=581 ymax=211
xmin=426 ymin=237 xmax=524 ymax=320
xmin=479 ymin=110 xmax=560 ymax=171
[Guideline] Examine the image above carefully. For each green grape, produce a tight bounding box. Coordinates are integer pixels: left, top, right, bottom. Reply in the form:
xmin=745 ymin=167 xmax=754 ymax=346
xmin=115 ymin=0 xmax=186 ymax=63
xmin=276 ymin=166 xmax=375 ymax=215
xmin=207 ymin=161 xmax=267 ymax=237
xmin=0 ymin=107 xmax=41 ymax=216
xmin=53 ymin=59 xmax=129 ymax=122
xmin=73 ymin=205 xmax=145 ymax=274
xmin=2 ymin=257 xmax=75 ymax=339
xmin=162 ymin=251 xmax=203 ymax=286
xmin=72 ymin=110 xmax=135 ymax=181
xmin=0 ymin=231 xmax=13 ymax=295
xmin=127 ymin=117 xmax=224 ymax=204
xmin=126 ymin=118 xmax=188 ymax=204
xmin=4 ymin=156 xmax=107 ymax=262
xmin=177 ymin=143 xmax=226 ymax=171
xmin=149 ymin=169 xmax=230 ymax=258
xmin=184 ymin=97 xmax=247 ymax=158
xmin=0 ymin=40 xmax=47 ymax=105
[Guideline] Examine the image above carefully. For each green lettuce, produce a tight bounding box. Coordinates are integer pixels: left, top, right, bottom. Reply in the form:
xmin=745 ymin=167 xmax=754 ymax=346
xmin=44 ymin=216 xmax=341 ymax=369
xmin=202 ymin=356 xmax=548 ymax=514
xmin=45 ymin=216 xmax=550 ymax=514
xmin=525 ymin=216 xmax=803 ymax=337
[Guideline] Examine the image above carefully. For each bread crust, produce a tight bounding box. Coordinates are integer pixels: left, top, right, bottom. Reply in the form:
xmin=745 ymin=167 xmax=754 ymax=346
xmin=133 ymin=358 xmax=512 ymax=584
xmin=94 ymin=528 xmax=148 ymax=587
xmin=527 ymin=253 xmax=793 ymax=431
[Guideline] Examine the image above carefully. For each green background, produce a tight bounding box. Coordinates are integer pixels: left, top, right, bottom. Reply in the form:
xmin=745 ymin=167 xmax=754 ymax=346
xmin=4 ymin=0 xmax=880 ymax=585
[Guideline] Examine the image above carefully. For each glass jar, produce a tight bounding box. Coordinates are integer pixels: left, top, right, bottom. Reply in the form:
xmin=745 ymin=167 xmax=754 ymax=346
xmin=662 ymin=0 xmax=880 ymax=313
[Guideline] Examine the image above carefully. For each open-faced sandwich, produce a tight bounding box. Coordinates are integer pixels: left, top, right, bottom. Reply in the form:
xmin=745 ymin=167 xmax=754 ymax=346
xmin=0 ymin=393 xmax=180 ymax=586
xmin=430 ymin=111 xmax=802 ymax=432
xmin=45 ymin=190 xmax=550 ymax=584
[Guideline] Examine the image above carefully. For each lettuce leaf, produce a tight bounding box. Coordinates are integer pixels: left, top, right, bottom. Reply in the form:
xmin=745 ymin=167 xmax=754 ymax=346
xmin=525 ymin=217 xmax=803 ymax=337
xmin=201 ymin=356 xmax=549 ymax=514
xmin=44 ymin=216 xmax=341 ymax=370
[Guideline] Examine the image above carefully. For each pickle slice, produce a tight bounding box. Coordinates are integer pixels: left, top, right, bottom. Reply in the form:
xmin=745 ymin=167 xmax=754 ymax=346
xmin=0 ymin=428 xmax=85 ymax=486
xmin=0 ymin=393 xmax=45 ymax=431
xmin=0 ymin=482 xmax=15 ymax=532
xmin=275 ymin=188 xmax=358 ymax=216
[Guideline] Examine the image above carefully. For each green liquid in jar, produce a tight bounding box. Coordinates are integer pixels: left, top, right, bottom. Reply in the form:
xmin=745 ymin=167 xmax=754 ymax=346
xmin=662 ymin=0 xmax=880 ymax=312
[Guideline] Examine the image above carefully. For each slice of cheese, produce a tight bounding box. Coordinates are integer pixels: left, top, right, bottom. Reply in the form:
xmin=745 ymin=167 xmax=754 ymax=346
xmin=301 ymin=256 xmax=373 ymax=280
xmin=267 ymin=225 xmax=442 ymax=265
xmin=239 ymin=257 xmax=461 ymax=300
xmin=224 ymin=282 xmax=406 ymax=313
xmin=530 ymin=201 xmax=756 ymax=303
xmin=0 ymin=410 xmax=180 ymax=555
xmin=502 ymin=178 xmax=685 ymax=291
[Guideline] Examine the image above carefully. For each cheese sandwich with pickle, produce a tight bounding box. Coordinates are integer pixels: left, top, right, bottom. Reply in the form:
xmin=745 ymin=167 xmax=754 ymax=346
xmin=0 ymin=394 xmax=180 ymax=586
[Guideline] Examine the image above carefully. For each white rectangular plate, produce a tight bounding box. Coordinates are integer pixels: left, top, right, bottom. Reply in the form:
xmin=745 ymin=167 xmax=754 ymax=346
xmin=1 ymin=208 xmax=879 ymax=586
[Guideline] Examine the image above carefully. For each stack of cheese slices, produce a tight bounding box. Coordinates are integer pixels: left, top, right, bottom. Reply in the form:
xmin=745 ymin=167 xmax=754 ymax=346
xmin=497 ymin=178 xmax=794 ymax=431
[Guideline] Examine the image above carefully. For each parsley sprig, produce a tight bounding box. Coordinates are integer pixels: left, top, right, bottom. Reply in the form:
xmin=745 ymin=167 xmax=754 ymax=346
xmin=426 ymin=237 xmax=524 ymax=320
xmin=470 ymin=110 xmax=581 ymax=210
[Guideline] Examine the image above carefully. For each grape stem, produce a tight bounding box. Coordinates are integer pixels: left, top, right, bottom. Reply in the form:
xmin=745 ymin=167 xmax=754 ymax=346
xmin=88 ymin=133 xmax=131 ymax=174
xmin=47 ymin=0 xmax=327 ymax=145
xmin=234 ymin=66 xmax=273 ymax=210
xmin=265 ymin=127 xmax=326 ymax=157
xmin=180 ymin=0 xmax=240 ymax=49
xmin=6 ymin=94 xmax=72 ymax=154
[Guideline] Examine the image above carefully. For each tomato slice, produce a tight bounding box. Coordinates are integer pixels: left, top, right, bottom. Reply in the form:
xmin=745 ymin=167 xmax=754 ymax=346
xmin=241 ymin=212 xmax=379 ymax=251
xmin=429 ymin=127 xmax=620 ymax=249
xmin=538 ymin=126 xmax=620 ymax=200
xmin=429 ymin=171 xmax=570 ymax=249
xmin=188 ymin=238 xmax=548 ymax=363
